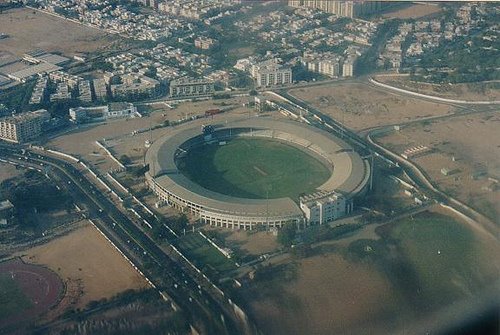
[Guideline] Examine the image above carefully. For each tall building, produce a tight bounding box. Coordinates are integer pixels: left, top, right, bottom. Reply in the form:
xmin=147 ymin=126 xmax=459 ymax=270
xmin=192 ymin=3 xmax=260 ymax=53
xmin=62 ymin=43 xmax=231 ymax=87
xmin=0 ymin=110 xmax=50 ymax=143
xmin=303 ymin=55 xmax=342 ymax=78
xmin=111 ymin=74 xmax=160 ymax=99
xmin=342 ymin=59 xmax=354 ymax=77
xmin=300 ymin=192 xmax=349 ymax=225
xmin=251 ymin=59 xmax=292 ymax=87
xmin=93 ymin=78 xmax=108 ymax=101
xmin=288 ymin=0 xmax=382 ymax=18
xmin=169 ymin=77 xmax=214 ymax=98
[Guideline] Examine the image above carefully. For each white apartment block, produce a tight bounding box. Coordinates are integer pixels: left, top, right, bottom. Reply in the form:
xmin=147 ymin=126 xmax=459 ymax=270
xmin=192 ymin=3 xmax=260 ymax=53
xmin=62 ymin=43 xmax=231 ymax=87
xmin=251 ymin=59 xmax=292 ymax=87
xmin=0 ymin=110 xmax=50 ymax=143
xmin=169 ymin=77 xmax=214 ymax=97
xmin=289 ymin=0 xmax=382 ymax=19
xmin=342 ymin=61 xmax=354 ymax=77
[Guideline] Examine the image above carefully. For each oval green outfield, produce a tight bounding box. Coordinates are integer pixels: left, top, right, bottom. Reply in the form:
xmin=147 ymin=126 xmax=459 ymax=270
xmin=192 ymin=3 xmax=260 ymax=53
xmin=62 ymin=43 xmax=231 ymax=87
xmin=177 ymin=138 xmax=331 ymax=200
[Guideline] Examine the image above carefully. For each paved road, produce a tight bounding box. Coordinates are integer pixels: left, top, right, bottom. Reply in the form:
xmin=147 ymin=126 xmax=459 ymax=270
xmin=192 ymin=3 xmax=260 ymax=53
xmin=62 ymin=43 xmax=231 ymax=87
xmin=0 ymin=145 xmax=254 ymax=335
xmin=274 ymin=87 xmax=498 ymax=239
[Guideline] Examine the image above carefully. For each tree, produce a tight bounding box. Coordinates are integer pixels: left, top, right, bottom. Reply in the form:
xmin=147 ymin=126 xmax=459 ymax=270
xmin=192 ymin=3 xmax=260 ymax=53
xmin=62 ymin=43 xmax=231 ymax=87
xmin=277 ymin=222 xmax=296 ymax=247
xmin=171 ymin=213 xmax=188 ymax=233
xmin=291 ymin=243 xmax=312 ymax=259
xmin=119 ymin=155 xmax=132 ymax=165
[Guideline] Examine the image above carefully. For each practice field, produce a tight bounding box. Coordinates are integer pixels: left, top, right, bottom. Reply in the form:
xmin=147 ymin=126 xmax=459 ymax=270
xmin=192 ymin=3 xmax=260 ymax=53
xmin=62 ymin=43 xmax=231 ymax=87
xmin=0 ymin=274 xmax=32 ymax=321
xmin=176 ymin=233 xmax=236 ymax=275
xmin=239 ymin=209 xmax=500 ymax=335
xmin=376 ymin=211 xmax=500 ymax=307
xmin=18 ymin=222 xmax=148 ymax=309
xmin=0 ymin=258 xmax=64 ymax=329
xmin=178 ymin=138 xmax=331 ymax=200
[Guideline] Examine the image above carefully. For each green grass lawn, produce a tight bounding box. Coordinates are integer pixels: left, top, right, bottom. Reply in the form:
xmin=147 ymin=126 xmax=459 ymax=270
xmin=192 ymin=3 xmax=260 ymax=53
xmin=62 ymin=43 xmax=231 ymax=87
xmin=387 ymin=212 xmax=490 ymax=305
xmin=178 ymin=138 xmax=331 ymax=200
xmin=0 ymin=274 xmax=33 ymax=321
xmin=177 ymin=234 xmax=236 ymax=275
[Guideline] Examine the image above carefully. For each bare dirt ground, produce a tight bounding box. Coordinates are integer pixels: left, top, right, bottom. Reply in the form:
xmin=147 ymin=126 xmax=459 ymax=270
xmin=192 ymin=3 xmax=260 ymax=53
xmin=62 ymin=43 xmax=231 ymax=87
xmin=289 ymin=82 xmax=453 ymax=132
xmin=17 ymin=221 xmax=148 ymax=309
xmin=377 ymin=112 xmax=500 ymax=222
xmin=45 ymin=97 xmax=254 ymax=173
xmin=382 ymin=3 xmax=442 ymax=19
xmin=375 ymin=75 xmax=500 ymax=102
xmin=244 ymin=254 xmax=402 ymax=335
xmin=46 ymin=117 xmax=165 ymax=171
xmin=0 ymin=162 xmax=22 ymax=182
xmin=0 ymin=8 xmax=118 ymax=56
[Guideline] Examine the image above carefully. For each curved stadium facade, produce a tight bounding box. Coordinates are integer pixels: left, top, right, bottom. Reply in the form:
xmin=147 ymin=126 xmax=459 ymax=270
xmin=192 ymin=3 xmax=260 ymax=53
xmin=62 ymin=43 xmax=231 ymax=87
xmin=145 ymin=118 xmax=371 ymax=229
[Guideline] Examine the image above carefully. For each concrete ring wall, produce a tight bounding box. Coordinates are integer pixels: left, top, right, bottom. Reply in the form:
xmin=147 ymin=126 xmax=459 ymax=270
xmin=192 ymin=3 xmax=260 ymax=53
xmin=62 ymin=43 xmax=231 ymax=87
xmin=145 ymin=118 xmax=370 ymax=229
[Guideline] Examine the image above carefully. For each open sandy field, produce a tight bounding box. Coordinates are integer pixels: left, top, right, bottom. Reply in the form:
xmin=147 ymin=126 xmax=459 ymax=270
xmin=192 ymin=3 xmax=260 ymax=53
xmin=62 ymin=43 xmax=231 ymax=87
xmin=375 ymin=75 xmax=500 ymax=102
xmin=17 ymin=221 xmax=148 ymax=309
xmin=46 ymin=97 xmax=254 ymax=173
xmin=377 ymin=111 xmax=500 ymax=221
xmin=47 ymin=117 xmax=165 ymax=171
xmin=243 ymin=254 xmax=402 ymax=335
xmin=0 ymin=8 xmax=118 ymax=56
xmin=382 ymin=3 xmax=442 ymax=19
xmin=289 ymin=82 xmax=453 ymax=132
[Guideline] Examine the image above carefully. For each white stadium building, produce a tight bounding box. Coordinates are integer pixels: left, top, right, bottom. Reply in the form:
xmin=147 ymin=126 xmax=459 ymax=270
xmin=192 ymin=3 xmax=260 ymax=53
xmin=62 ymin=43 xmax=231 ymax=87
xmin=145 ymin=118 xmax=371 ymax=230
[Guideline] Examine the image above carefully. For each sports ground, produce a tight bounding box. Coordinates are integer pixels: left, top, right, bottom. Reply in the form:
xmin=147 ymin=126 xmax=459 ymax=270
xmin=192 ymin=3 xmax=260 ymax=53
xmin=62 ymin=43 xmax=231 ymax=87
xmin=178 ymin=138 xmax=331 ymax=200
xmin=0 ymin=258 xmax=64 ymax=329
xmin=176 ymin=233 xmax=236 ymax=275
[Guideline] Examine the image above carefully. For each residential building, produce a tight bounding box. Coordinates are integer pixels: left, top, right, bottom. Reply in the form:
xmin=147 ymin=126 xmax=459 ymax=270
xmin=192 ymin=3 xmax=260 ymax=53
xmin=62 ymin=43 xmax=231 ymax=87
xmin=93 ymin=78 xmax=108 ymax=101
xmin=251 ymin=59 xmax=293 ymax=87
xmin=288 ymin=0 xmax=382 ymax=19
xmin=111 ymin=74 xmax=160 ymax=99
xmin=50 ymin=83 xmax=71 ymax=102
xmin=342 ymin=59 xmax=355 ymax=77
xmin=169 ymin=77 xmax=214 ymax=98
xmin=194 ymin=37 xmax=217 ymax=50
xmin=0 ymin=110 xmax=50 ymax=143
xmin=303 ymin=55 xmax=342 ymax=78
xmin=49 ymin=71 xmax=82 ymax=89
xmin=29 ymin=76 xmax=48 ymax=105
xmin=78 ymin=80 xmax=93 ymax=103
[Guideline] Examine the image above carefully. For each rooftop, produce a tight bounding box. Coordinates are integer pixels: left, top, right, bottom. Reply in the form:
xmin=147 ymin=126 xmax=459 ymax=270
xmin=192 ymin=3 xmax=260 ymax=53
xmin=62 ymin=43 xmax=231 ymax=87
xmin=0 ymin=199 xmax=14 ymax=211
